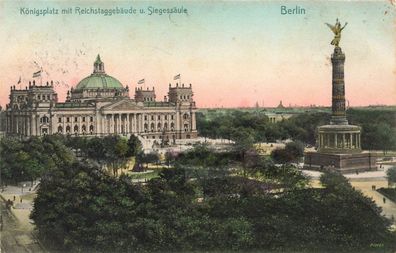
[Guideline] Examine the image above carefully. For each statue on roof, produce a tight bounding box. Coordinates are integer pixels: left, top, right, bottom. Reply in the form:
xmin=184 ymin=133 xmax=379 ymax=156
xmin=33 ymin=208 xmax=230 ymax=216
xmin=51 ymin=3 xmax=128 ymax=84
xmin=325 ymin=18 xmax=348 ymax=47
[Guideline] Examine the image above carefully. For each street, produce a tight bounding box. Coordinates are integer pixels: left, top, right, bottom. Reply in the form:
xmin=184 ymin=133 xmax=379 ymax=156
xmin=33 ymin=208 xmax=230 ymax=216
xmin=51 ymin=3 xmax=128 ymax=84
xmin=0 ymin=198 xmax=44 ymax=253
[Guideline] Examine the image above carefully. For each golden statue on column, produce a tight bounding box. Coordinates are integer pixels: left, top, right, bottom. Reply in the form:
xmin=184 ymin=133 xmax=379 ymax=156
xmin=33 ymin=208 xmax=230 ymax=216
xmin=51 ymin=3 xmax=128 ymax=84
xmin=325 ymin=18 xmax=348 ymax=47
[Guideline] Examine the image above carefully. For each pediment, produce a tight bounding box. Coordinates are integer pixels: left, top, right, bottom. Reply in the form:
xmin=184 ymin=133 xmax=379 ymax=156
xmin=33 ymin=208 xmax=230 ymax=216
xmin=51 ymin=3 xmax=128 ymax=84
xmin=101 ymin=99 xmax=142 ymax=112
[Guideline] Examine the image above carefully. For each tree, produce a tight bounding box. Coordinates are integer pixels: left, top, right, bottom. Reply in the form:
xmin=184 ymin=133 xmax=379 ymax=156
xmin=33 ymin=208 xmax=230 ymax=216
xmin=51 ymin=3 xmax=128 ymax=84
xmin=387 ymin=167 xmax=396 ymax=187
xmin=0 ymin=136 xmax=75 ymax=183
xmin=31 ymin=162 xmax=396 ymax=252
xmin=271 ymin=141 xmax=304 ymax=164
xmin=232 ymin=128 xmax=255 ymax=176
xmin=127 ymin=134 xmax=142 ymax=157
xmin=320 ymin=170 xmax=351 ymax=191
xmin=136 ymin=152 xmax=160 ymax=169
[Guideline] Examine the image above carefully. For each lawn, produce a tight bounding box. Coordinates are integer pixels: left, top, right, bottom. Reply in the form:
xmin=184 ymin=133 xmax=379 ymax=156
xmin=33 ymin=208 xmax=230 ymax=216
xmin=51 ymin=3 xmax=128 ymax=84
xmin=129 ymin=170 xmax=160 ymax=180
xmin=377 ymin=187 xmax=396 ymax=202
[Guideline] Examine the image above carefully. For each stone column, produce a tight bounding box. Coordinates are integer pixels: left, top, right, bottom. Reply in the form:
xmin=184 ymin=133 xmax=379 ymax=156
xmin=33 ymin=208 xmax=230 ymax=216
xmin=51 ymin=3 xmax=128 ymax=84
xmin=330 ymin=46 xmax=348 ymax=125
xmin=103 ymin=115 xmax=107 ymax=135
xmin=116 ymin=114 xmax=119 ymax=134
xmin=104 ymin=115 xmax=108 ymax=135
xmin=334 ymin=134 xmax=338 ymax=148
xmin=117 ymin=113 xmax=122 ymax=134
xmin=120 ymin=114 xmax=124 ymax=134
xmin=31 ymin=115 xmax=36 ymax=136
xmin=141 ymin=114 xmax=144 ymax=133
xmin=63 ymin=116 xmax=66 ymax=135
xmin=320 ymin=134 xmax=323 ymax=148
xmin=114 ymin=114 xmax=117 ymax=134
xmin=123 ymin=114 xmax=127 ymax=134
xmin=138 ymin=114 xmax=141 ymax=133
xmin=191 ymin=111 xmax=196 ymax=130
xmin=79 ymin=116 xmax=82 ymax=135
xmin=349 ymin=134 xmax=353 ymax=148
xmin=342 ymin=133 xmax=345 ymax=149
xmin=132 ymin=114 xmax=135 ymax=133
xmin=111 ymin=114 xmax=114 ymax=134
xmin=176 ymin=111 xmax=180 ymax=137
xmin=27 ymin=117 xmax=31 ymax=136
xmin=15 ymin=115 xmax=19 ymax=134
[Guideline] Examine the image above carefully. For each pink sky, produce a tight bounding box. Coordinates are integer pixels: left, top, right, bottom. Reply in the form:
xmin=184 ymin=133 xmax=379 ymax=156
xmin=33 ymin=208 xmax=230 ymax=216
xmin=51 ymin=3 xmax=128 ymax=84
xmin=0 ymin=1 xmax=395 ymax=108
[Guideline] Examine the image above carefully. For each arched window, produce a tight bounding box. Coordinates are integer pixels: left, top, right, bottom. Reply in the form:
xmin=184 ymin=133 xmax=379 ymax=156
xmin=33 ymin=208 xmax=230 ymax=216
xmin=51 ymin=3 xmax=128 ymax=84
xmin=184 ymin=123 xmax=189 ymax=132
xmin=150 ymin=123 xmax=155 ymax=132
xmin=157 ymin=123 xmax=161 ymax=130
xmin=89 ymin=125 xmax=94 ymax=133
xmin=58 ymin=126 xmax=63 ymax=133
xmin=82 ymin=125 xmax=86 ymax=132
xmin=66 ymin=126 xmax=71 ymax=133
xmin=183 ymin=114 xmax=189 ymax=120
xmin=164 ymin=122 xmax=168 ymax=130
xmin=74 ymin=125 xmax=79 ymax=133
xmin=171 ymin=122 xmax=175 ymax=131
xmin=144 ymin=123 xmax=148 ymax=132
xmin=40 ymin=116 xmax=49 ymax=124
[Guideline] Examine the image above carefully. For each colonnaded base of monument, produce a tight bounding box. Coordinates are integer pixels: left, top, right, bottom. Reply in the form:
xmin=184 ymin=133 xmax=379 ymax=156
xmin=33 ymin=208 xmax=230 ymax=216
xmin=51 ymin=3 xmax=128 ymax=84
xmin=304 ymin=151 xmax=377 ymax=174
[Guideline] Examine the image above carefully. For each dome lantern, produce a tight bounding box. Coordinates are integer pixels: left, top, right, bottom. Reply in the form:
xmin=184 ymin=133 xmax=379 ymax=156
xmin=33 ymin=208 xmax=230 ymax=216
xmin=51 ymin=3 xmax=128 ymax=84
xmin=74 ymin=55 xmax=124 ymax=91
xmin=93 ymin=54 xmax=105 ymax=74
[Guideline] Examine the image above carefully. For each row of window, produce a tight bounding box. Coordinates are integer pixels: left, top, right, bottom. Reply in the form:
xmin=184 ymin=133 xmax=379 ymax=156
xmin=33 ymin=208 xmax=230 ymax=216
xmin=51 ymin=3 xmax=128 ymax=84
xmin=143 ymin=114 xmax=190 ymax=121
xmin=179 ymin=95 xmax=191 ymax=100
xmin=143 ymin=122 xmax=190 ymax=132
xmin=58 ymin=125 xmax=94 ymax=133
xmin=58 ymin=116 xmax=94 ymax=123
xmin=40 ymin=116 xmax=49 ymax=123
xmin=146 ymin=134 xmax=191 ymax=140
xmin=37 ymin=94 xmax=52 ymax=101
xmin=144 ymin=114 xmax=176 ymax=121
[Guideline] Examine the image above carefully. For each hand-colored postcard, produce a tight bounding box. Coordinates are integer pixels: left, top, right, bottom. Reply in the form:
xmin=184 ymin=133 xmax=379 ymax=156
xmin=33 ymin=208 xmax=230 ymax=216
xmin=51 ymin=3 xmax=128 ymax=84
xmin=0 ymin=1 xmax=395 ymax=252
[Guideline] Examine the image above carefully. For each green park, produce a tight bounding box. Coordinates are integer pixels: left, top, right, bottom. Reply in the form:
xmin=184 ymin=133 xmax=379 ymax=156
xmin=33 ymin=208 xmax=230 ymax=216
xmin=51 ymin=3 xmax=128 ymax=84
xmin=1 ymin=107 xmax=396 ymax=252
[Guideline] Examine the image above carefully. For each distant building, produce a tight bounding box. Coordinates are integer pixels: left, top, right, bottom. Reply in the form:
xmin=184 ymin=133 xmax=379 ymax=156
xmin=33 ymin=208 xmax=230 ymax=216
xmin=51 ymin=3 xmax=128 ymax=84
xmin=265 ymin=112 xmax=294 ymax=123
xmin=4 ymin=55 xmax=198 ymax=141
xmin=277 ymin=100 xmax=285 ymax=109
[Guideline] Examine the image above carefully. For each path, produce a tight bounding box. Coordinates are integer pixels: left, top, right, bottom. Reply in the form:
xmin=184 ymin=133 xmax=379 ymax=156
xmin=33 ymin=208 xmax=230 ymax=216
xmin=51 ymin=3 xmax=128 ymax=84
xmin=351 ymin=180 xmax=396 ymax=222
xmin=0 ymin=197 xmax=44 ymax=253
xmin=304 ymin=166 xmax=396 ymax=224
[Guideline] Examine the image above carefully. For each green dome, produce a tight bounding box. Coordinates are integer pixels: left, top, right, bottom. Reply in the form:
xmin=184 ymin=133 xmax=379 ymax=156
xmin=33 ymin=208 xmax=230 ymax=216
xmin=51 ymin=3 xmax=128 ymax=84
xmin=75 ymin=73 xmax=124 ymax=90
xmin=75 ymin=54 xmax=124 ymax=90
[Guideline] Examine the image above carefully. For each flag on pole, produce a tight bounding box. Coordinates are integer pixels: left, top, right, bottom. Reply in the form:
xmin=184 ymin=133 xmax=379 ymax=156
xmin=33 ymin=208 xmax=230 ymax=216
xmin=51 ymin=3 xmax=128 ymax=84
xmin=138 ymin=79 xmax=145 ymax=84
xmin=17 ymin=76 xmax=21 ymax=84
xmin=174 ymin=74 xmax=180 ymax=80
xmin=33 ymin=70 xmax=42 ymax=78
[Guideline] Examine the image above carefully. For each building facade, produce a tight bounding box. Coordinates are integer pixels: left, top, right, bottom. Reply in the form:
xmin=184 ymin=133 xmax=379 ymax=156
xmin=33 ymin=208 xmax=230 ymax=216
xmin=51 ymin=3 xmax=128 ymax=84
xmin=5 ymin=55 xmax=198 ymax=142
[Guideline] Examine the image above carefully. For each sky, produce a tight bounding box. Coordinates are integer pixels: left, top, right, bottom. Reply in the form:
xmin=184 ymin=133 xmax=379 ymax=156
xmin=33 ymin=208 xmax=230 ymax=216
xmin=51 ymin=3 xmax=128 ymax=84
xmin=0 ymin=0 xmax=395 ymax=108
